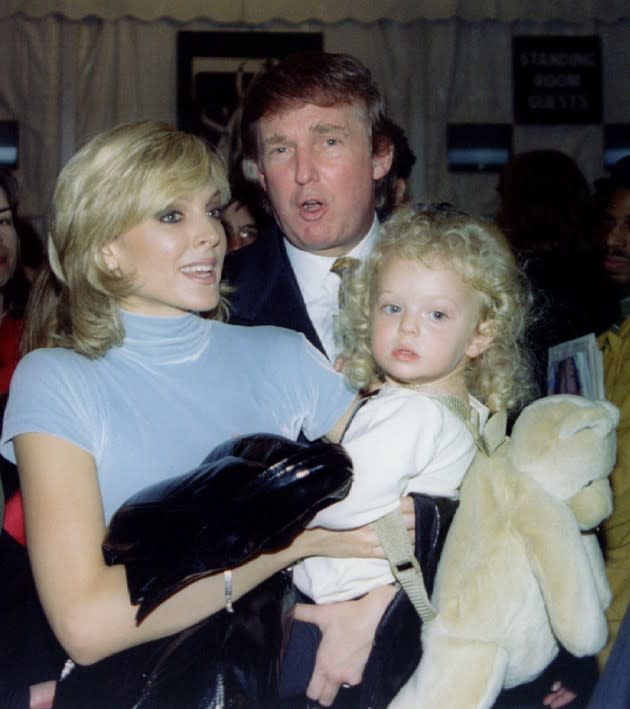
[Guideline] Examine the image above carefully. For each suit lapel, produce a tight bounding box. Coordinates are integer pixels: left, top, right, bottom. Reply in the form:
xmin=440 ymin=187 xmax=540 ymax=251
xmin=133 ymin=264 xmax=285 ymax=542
xmin=224 ymin=225 xmax=326 ymax=354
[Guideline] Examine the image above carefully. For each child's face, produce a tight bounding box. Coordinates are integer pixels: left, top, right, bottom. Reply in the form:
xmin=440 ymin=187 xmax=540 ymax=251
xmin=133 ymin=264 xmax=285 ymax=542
xmin=370 ymin=256 xmax=491 ymax=391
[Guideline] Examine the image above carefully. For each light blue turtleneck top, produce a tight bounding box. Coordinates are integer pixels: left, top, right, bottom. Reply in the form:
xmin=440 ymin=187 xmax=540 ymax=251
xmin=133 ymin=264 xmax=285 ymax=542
xmin=2 ymin=312 xmax=354 ymax=522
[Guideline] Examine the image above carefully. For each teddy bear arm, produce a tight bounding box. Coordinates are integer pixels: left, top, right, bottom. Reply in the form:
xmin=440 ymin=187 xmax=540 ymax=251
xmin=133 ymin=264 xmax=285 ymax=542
xmin=581 ymin=532 xmax=612 ymax=608
xmin=517 ymin=492 xmax=607 ymax=654
xmin=567 ymin=479 xmax=613 ymax=531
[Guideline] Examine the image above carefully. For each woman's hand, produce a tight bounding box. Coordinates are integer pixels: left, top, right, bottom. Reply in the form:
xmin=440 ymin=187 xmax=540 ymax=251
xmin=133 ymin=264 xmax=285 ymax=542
xmin=293 ymin=495 xmax=416 ymax=561
xmin=294 ymin=523 xmax=385 ymax=562
xmin=295 ymin=584 xmax=397 ymax=706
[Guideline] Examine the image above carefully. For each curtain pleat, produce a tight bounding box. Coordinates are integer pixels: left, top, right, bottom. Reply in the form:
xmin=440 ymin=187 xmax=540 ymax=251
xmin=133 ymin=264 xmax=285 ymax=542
xmin=1 ymin=13 xmax=629 ymax=225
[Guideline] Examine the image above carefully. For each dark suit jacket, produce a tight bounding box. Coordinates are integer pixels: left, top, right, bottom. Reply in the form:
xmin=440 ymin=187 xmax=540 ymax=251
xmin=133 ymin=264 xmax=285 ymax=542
xmin=223 ymin=223 xmax=325 ymax=354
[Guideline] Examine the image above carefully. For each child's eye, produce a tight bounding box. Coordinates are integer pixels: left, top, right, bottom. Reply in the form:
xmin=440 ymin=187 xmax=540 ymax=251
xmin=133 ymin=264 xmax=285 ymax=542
xmin=382 ymin=304 xmax=401 ymax=314
xmin=429 ymin=310 xmax=447 ymax=321
xmin=157 ymin=210 xmax=181 ymax=224
xmin=325 ymin=138 xmax=338 ymax=146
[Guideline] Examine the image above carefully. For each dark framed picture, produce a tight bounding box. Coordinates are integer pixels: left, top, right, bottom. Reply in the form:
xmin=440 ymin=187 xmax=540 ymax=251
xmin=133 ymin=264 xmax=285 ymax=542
xmin=0 ymin=121 xmax=19 ymax=168
xmin=603 ymin=124 xmax=630 ymax=171
xmin=447 ymin=124 xmax=512 ymax=173
xmin=177 ymin=31 xmax=323 ymax=160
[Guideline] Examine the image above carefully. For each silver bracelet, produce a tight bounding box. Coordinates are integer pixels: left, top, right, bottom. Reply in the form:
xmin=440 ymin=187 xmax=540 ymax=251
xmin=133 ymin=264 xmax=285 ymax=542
xmin=224 ymin=569 xmax=234 ymax=613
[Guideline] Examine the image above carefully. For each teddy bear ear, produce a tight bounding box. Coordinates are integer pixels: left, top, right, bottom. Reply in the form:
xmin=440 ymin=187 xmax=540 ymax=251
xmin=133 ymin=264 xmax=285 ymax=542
xmin=558 ymin=399 xmax=619 ymax=440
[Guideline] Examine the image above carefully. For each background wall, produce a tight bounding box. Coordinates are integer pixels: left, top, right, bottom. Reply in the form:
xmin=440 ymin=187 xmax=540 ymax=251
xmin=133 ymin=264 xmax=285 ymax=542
xmin=1 ymin=2 xmax=629 ymax=229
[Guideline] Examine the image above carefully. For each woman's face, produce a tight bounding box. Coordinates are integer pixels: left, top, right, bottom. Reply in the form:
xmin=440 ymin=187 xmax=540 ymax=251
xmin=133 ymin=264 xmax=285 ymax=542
xmin=0 ymin=186 xmax=18 ymax=289
xmin=222 ymin=200 xmax=259 ymax=253
xmin=103 ymin=183 xmax=227 ymax=317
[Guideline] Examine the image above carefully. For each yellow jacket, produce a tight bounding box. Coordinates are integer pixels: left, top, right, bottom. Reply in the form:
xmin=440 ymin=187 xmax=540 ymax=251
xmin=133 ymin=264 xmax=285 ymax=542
xmin=597 ymin=317 xmax=630 ymax=667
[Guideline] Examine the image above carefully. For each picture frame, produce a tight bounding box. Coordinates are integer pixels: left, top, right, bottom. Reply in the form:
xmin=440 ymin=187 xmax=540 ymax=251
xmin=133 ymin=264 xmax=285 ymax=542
xmin=176 ymin=31 xmax=323 ymax=163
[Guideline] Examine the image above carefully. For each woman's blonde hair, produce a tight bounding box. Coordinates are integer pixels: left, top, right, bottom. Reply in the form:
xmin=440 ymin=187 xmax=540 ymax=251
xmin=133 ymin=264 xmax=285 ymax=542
xmin=26 ymin=121 xmax=230 ymax=358
xmin=336 ymin=206 xmax=537 ymax=413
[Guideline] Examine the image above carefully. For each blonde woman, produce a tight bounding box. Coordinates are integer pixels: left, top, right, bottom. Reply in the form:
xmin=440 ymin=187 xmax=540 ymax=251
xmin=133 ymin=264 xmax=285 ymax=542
xmin=1 ymin=121 xmax=413 ymax=707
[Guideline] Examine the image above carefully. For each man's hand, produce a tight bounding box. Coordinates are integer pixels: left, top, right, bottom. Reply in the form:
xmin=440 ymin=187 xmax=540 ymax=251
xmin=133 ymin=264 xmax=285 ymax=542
xmin=293 ymin=495 xmax=414 ymax=705
xmin=399 ymin=495 xmax=415 ymax=544
xmin=295 ymin=584 xmax=397 ymax=706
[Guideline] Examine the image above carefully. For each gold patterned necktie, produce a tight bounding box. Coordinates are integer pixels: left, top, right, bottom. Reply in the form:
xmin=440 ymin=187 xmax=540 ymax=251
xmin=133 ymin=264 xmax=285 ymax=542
xmin=330 ymin=257 xmax=359 ymax=309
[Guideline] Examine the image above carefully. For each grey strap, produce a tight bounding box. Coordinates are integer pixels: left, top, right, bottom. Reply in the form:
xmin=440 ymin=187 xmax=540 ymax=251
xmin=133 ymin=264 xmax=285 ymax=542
xmin=430 ymin=395 xmax=507 ymax=455
xmin=433 ymin=395 xmax=488 ymax=454
xmin=372 ymin=398 xmax=507 ymax=625
xmin=374 ymin=508 xmax=437 ymax=623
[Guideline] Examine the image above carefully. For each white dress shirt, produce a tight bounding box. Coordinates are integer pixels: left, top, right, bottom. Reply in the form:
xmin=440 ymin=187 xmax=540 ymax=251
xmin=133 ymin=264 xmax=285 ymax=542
xmin=284 ymin=215 xmax=380 ymax=362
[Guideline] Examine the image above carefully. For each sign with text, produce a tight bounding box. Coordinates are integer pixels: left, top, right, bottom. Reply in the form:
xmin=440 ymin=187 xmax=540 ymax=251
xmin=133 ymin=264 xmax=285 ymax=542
xmin=513 ymin=36 xmax=602 ymax=124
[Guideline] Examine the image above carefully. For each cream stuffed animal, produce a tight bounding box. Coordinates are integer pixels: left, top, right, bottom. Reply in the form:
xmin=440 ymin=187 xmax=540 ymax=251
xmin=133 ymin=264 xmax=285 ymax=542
xmin=389 ymin=394 xmax=619 ymax=709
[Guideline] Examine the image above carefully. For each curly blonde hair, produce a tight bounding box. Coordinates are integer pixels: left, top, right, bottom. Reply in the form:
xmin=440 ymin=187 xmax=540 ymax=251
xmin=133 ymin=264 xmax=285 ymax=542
xmin=336 ymin=206 xmax=537 ymax=413
xmin=26 ymin=121 xmax=231 ymax=358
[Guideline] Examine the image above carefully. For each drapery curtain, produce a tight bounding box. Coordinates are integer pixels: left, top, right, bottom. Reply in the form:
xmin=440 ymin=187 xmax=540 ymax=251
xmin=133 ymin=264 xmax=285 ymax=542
xmin=1 ymin=9 xmax=629 ymax=224
xmin=2 ymin=1 xmax=629 ymax=23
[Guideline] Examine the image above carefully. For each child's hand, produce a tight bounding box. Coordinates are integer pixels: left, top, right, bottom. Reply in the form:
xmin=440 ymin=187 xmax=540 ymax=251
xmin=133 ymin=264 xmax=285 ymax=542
xmin=29 ymin=680 xmax=57 ymax=709
xmin=543 ymin=680 xmax=577 ymax=708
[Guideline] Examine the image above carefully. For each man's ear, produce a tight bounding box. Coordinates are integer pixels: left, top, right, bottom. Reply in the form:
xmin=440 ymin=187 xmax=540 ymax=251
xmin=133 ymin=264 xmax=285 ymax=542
xmin=372 ymin=141 xmax=394 ymax=181
xmin=242 ymin=157 xmax=266 ymax=192
xmin=394 ymin=177 xmax=407 ymax=206
xmin=466 ymin=320 xmax=495 ymax=359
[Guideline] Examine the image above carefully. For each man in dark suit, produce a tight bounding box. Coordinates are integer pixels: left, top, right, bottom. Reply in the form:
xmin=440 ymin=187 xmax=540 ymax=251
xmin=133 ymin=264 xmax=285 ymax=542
xmin=223 ymin=52 xmax=400 ymax=708
xmin=224 ymin=52 xmax=393 ymax=363
xmin=224 ymin=51 xmax=580 ymax=709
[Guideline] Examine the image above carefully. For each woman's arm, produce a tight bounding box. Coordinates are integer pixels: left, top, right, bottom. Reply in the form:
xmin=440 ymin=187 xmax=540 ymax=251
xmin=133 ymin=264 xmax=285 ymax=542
xmin=16 ymin=432 xmax=382 ymax=665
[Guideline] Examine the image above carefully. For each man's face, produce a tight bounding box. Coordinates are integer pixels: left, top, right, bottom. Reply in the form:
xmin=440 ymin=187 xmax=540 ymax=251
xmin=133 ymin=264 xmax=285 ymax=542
xmin=601 ymin=188 xmax=630 ymax=288
xmin=255 ymin=101 xmax=392 ymax=257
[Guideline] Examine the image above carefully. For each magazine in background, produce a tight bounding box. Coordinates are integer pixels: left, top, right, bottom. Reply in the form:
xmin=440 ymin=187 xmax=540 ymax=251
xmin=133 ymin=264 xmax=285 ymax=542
xmin=547 ymin=333 xmax=604 ymax=400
